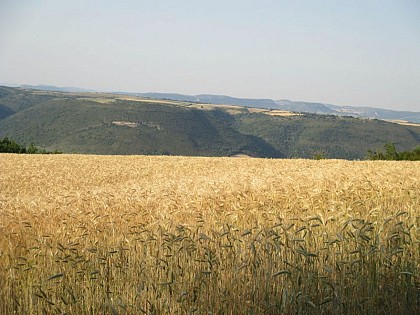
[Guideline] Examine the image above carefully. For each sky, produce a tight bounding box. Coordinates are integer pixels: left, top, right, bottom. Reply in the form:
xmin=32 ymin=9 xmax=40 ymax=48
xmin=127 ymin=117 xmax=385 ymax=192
xmin=0 ymin=0 xmax=419 ymax=111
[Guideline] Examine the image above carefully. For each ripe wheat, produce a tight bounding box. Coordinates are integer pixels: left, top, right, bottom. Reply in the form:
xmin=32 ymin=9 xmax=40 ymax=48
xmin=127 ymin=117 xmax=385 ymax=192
xmin=0 ymin=154 xmax=419 ymax=314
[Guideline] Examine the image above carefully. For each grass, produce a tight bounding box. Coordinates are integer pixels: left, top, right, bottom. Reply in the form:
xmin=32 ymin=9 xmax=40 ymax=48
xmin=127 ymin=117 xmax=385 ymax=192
xmin=0 ymin=154 xmax=419 ymax=314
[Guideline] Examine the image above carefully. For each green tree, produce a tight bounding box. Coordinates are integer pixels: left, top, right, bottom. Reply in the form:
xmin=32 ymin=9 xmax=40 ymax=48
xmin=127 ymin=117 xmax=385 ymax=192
xmin=313 ymin=151 xmax=327 ymax=160
xmin=383 ymin=143 xmax=398 ymax=160
xmin=398 ymin=146 xmax=420 ymax=161
xmin=27 ymin=143 xmax=39 ymax=154
xmin=367 ymin=143 xmax=420 ymax=161
xmin=0 ymin=137 xmax=27 ymax=153
xmin=0 ymin=137 xmax=62 ymax=154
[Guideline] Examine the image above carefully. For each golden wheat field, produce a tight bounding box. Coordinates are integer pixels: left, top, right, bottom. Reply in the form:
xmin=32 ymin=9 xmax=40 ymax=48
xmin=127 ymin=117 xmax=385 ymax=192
xmin=0 ymin=154 xmax=419 ymax=314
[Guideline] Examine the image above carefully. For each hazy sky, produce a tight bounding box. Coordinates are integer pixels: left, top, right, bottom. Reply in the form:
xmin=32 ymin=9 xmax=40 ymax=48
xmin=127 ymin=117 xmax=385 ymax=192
xmin=1 ymin=0 xmax=419 ymax=111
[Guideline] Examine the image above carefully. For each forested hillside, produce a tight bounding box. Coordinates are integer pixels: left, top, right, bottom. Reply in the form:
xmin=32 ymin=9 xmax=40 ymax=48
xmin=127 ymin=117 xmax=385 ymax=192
xmin=1 ymin=86 xmax=419 ymax=159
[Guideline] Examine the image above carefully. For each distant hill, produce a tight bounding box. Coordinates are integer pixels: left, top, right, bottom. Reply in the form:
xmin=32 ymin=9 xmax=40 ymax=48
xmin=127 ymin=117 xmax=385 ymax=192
xmin=0 ymin=86 xmax=282 ymax=157
xmin=275 ymin=100 xmax=336 ymax=114
xmin=116 ymin=92 xmax=278 ymax=108
xmin=0 ymin=85 xmax=418 ymax=159
xmin=130 ymin=92 xmax=420 ymax=123
xmin=325 ymin=103 xmax=420 ymax=122
xmin=21 ymin=84 xmax=96 ymax=93
xmin=14 ymin=84 xmax=420 ymax=122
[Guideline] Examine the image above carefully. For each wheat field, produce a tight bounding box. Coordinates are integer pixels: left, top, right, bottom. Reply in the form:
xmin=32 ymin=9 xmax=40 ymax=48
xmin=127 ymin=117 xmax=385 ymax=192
xmin=0 ymin=154 xmax=419 ymax=314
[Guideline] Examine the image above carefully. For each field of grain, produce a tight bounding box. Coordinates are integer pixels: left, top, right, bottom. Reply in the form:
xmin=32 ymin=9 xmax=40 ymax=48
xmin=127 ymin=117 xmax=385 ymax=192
xmin=0 ymin=154 xmax=419 ymax=314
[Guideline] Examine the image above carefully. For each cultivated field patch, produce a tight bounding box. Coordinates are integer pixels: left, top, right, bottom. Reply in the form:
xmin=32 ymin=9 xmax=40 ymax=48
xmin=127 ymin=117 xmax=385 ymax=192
xmin=0 ymin=155 xmax=419 ymax=314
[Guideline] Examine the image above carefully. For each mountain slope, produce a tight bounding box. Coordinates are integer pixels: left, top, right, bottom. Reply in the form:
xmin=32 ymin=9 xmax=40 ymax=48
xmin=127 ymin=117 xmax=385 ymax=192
xmin=325 ymin=103 xmax=420 ymax=121
xmin=0 ymin=85 xmax=59 ymax=112
xmin=132 ymin=93 xmax=420 ymax=123
xmin=235 ymin=113 xmax=420 ymax=158
xmin=0 ymin=94 xmax=282 ymax=157
xmin=21 ymin=84 xmax=96 ymax=93
xmin=275 ymin=100 xmax=336 ymax=114
xmin=0 ymin=104 xmax=15 ymax=120
xmin=0 ymin=86 xmax=419 ymax=159
xmin=13 ymin=84 xmax=420 ymax=122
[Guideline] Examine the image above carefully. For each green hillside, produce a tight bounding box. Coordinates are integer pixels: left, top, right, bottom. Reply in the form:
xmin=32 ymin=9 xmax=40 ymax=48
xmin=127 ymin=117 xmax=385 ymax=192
xmin=0 ymin=86 xmax=419 ymax=159
xmin=235 ymin=113 xmax=420 ymax=158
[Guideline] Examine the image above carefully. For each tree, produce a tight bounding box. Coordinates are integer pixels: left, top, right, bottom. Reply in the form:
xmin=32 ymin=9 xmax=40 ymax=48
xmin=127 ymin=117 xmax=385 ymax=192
xmin=313 ymin=151 xmax=327 ymax=160
xmin=27 ymin=143 xmax=39 ymax=154
xmin=367 ymin=143 xmax=420 ymax=161
xmin=0 ymin=137 xmax=62 ymax=154
xmin=0 ymin=137 xmax=26 ymax=153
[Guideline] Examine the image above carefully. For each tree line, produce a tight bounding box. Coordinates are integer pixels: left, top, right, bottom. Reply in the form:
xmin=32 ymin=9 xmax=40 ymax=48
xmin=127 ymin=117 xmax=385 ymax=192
xmin=367 ymin=143 xmax=420 ymax=161
xmin=0 ymin=137 xmax=62 ymax=154
xmin=1 ymin=136 xmax=418 ymax=160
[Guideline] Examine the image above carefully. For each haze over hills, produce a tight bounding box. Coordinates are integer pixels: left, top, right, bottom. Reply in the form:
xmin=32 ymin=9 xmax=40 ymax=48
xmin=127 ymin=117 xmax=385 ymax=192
xmin=20 ymin=84 xmax=96 ymax=93
xmin=0 ymin=85 xmax=419 ymax=159
xmin=19 ymin=84 xmax=420 ymax=123
xmin=133 ymin=93 xmax=420 ymax=123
